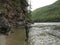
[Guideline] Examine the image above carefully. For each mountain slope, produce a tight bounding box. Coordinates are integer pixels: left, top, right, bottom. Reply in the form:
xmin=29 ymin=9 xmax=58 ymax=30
xmin=32 ymin=0 xmax=60 ymax=22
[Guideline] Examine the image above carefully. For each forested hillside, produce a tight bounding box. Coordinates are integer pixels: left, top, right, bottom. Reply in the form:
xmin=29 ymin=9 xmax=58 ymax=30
xmin=32 ymin=0 xmax=60 ymax=22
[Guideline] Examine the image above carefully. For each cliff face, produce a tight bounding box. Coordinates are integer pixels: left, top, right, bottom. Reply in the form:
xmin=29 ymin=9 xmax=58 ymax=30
xmin=0 ymin=0 xmax=29 ymax=27
xmin=32 ymin=0 xmax=60 ymax=22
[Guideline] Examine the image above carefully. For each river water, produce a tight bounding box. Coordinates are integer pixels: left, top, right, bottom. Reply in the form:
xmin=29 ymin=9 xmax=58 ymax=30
xmin=29 ymin=23 xmax=60 ymax=45
xmin=0 ymin=35 xmax=6 ymax=45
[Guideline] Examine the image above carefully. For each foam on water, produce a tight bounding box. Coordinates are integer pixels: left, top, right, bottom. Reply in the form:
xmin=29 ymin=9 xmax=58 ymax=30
xmin=29 ymin=23 xmax=60 ymax=45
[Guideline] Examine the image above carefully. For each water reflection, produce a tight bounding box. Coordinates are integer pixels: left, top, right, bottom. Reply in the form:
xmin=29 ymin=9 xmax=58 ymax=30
xmin=29 ymin=23 xmax=60 ymax=45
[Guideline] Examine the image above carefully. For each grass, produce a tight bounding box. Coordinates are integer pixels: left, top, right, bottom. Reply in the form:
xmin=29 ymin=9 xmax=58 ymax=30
xmin=7 ymin=28 xmax=29 ymax=45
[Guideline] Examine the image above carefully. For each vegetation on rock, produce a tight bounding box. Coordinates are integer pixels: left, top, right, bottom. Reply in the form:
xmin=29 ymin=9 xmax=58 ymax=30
xmin=0 ymin=0 xmax=31 ymax=27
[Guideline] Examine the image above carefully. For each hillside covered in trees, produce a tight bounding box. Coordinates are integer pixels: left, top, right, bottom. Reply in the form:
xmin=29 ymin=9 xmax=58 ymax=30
xmin=32 ymin=0 xmax=60 ymax=22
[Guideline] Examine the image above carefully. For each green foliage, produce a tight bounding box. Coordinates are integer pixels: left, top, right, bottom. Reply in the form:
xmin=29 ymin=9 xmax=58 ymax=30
xmin=32 ymin=0 xmax=60 ymax=22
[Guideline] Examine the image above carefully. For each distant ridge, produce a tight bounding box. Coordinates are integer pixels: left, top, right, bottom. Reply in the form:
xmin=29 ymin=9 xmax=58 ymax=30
xmin=32 ymin=0 xmax=60 ymax=22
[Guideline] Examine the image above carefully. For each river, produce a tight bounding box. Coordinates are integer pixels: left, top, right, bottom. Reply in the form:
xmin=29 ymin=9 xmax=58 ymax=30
xmin=29 ymin=23 xmax=60 ymax=45
xmin=0 ymin=35 xmax=6 ymax=45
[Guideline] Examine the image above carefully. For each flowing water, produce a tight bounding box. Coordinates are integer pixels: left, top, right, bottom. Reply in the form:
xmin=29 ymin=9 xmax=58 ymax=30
xmin=0 ymin=35 xmax=6 ymax=45
xmin=29 ymin=23 xmax=60 ymax=45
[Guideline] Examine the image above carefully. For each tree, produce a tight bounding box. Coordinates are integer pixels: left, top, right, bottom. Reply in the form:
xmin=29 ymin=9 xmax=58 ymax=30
xmin=0 ymin=0 xmax=29 ymax=27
